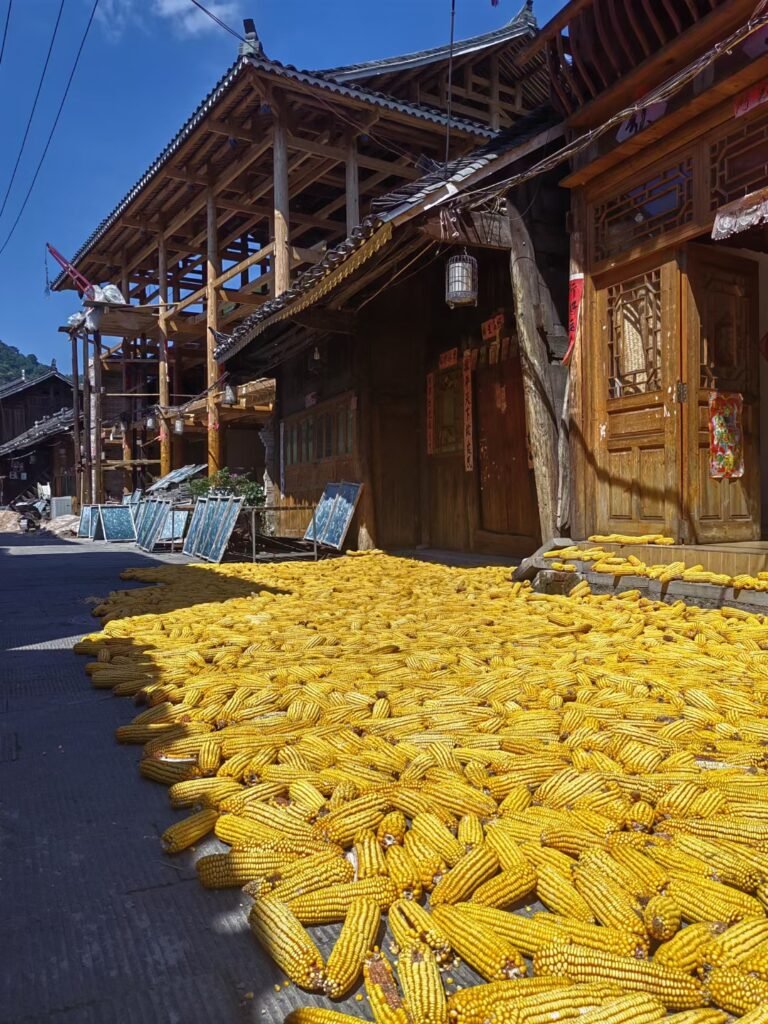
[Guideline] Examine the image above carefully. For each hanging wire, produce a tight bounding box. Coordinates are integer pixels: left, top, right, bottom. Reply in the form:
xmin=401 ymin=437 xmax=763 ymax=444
xmin=444 ymin=0 xmax=457 ymax=172
xmin=0 ymin=0 xmax=12 ymax=66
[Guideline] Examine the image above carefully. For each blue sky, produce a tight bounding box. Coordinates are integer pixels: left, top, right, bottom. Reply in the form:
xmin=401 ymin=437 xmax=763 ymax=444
xmin=0 ymin=0 xmax=559 ymax=367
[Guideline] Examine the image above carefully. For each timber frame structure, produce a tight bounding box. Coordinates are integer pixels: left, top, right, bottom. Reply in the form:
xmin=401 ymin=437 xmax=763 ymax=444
xmin=53 ymin=8 xmax=548 ymax=505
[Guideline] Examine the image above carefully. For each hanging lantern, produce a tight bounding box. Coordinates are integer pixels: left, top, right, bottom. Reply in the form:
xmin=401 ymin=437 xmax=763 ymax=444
xmin=221 ymin=384 xmax=236 ymax=406
xmin=145 ymin=412 xmax=157 ymax=430
xmin=445 ymin=251 xmax=478 ymax=309
xmin=173 ymin=415 xmax=185 ymax=435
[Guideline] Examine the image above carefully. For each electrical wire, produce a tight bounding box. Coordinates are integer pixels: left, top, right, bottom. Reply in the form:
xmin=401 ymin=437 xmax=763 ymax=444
xmin=0 ymin=0 xmax=99 ymax=257
xmin=187 ymin=0 xmax=245 ymax=41
xmin=0 ymin=0 xmax=12 ymax=66
xmin=444 ymin=0 xmax=456 ymax=170
xmin=0 ymin=0 xmax=64 ymax=223
xmin=457 ymin=5 xmax=768 ymax=211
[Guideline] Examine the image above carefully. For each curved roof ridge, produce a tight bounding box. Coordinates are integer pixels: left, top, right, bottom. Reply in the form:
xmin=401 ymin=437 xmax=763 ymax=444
xmin=319 ymin=2 xmax=537 ymax=81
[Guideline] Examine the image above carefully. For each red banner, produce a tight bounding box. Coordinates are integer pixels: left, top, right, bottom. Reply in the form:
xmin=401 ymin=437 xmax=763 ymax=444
xmin=734 ymin=80 xmax=768 ymax=118
xmin=462 ymin=350 xmax=473 ymax=473
xmin=438 ymin=347 xmax=458 ymax=370
xmin=564 ymin=273 xmax=584 ymax=366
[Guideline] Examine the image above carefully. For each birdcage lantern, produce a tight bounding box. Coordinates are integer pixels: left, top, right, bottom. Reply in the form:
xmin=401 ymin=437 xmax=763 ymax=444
xmin=173 ymin=414 xmax=185 ymax=435
xmin=145 ymin=412 xmax=157 ymax=431
xmin=221 ymin=383 xmax=236 ymax=407
xmin=445 ymin=251 xmax=478 ymax=309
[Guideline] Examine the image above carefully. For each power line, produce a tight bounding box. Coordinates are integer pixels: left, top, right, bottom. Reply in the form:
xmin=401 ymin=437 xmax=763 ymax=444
xmin=0 ymin=0 xmax=99 ymax=258
xmin=0 ymin=0 xmax=12 ymax=66
xmin=0 ymin=0 xmax=65 ymax=223
xmin=187 ymin=0 xmax=245 ymax=41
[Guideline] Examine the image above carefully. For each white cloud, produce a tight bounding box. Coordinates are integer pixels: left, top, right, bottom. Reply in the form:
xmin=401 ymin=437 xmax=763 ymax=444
xmin=94 ymin=0 xmax=242 ymax=41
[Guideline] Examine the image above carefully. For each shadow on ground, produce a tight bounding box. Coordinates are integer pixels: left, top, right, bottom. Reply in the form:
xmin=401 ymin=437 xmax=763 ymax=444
xmin=0 ymin=533 xmax=347 ymax=1024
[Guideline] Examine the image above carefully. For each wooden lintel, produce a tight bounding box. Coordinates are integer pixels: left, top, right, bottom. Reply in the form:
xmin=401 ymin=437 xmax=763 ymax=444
xmin=420 ymin=210 xmax=513 ymax=250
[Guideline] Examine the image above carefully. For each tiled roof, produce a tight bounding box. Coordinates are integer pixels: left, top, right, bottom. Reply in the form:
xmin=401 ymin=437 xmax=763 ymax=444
xmin=51 ymin=55 xmax=495 ymax=291
xmin=214 ymin=108 xmax=559 ymax=363
xmin=322 ymin=3 xmax=537 ymax=81
xmin=0 ymin=408 xmax=75 ymax=458
xmin=0 ymin=369 xmax=73 ymax=401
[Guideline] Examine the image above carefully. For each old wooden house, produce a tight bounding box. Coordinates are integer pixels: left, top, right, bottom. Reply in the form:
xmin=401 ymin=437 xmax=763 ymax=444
xmin=523 ymin=0 xmax=768 ymax=551
xmin=52 ymin=10 xmax=546 ymax=510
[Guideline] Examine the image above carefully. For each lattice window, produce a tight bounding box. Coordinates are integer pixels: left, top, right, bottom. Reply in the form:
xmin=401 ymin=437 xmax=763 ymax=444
xmin=696 ymin=270 xmax=751 ymax=393
xmin=594 ymin=161 xmax=694 ymax=261
xmin=607 ymin=269 xmax=662 ymax=399
xmin=711 ymin=107 xmax=768 ymax=210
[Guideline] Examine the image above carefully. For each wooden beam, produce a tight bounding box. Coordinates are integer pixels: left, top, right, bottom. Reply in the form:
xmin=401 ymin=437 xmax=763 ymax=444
xmin=273 ymin=100 xmax=291 ymax=297
xmin=157 ymin=234 xmax=171 ymax=477
xmin=346 ymin=134 xmax=360 ymax=235
xmin=285 ymin=132 xmax=421 ymax=180
xmin=420 ymin=210 xmax=513 ymax=249
xmin=206 ymin=189 xmax=222 ymax=474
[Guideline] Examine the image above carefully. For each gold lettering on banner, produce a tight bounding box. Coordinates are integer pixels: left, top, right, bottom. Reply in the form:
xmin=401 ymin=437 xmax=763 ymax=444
xmin=462 ymin=350 xmax=474 ymax=472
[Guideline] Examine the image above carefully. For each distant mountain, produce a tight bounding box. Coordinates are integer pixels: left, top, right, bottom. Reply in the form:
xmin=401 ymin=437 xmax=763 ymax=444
xmin=0 ymin=341 xmax=53 ymax=387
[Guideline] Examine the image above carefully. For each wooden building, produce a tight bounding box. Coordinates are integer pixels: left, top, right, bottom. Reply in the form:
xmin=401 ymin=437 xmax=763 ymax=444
xmin=520 ymin=0 xmax=768 ymax=546
xmin=52 ymin=10 xmax=546 ymax=508
xmin=0 ymin=407 xmax=78 ymax=504
xmin=0 ymin=369 xmax=73 ymax=446
xmin=219 ymin=111 xmax=568 ymax=555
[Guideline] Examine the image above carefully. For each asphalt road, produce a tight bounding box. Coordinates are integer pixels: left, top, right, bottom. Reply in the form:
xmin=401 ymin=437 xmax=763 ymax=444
xmin=0 ymin=532 xmax=370 ymax=1024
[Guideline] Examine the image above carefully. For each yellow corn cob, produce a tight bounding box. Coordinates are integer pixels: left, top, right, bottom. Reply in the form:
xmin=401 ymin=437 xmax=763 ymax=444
xmin=736 ymin=1007 xmax=768 ymax=1024
xmin=697 ymin=918 xmax=768 ymax=969
xmin=663 ymin=817 xmax=768 ymax=845
xmin=626 ymin=801 xmax=656 ymax=831
xmin=364 ymin=952 xmax=410 ymax=1024
xmin=168 ymin=777 xmax=242 ymax=809
xmin=736 ymin=940 xmax=768 ymax=979
xmin=609 ymin=844 xmax=669 ymax=895
xmin=377 ymin=810 xmax=407 ymax=848
xmin=402 ymin=830 xmax=445 ymax=891
xmin=654 ymin=923 xmax=726 ymax=973
xmin=411 ymin=813 xmax=466 ymax=867
xmin=644 ymin=894 xmax=682 ymax=941
xmin=314 ymin=792 xmax=391 ymax=846
xmin=519 ymin=841 xmax=576 ymax=877
xmin=575 ymin=993 xmax=666 ymax=1024
xmin=284 ymin=1011 xmax=364 ymax=1024
xmin=497 ymin=785 xmax=532 ymax=815
xmin=445 ymin=976 xmax=574 ymax=1024
xmin=288 ymin=877 xmax=398 ymax=924
xmin=430 ymin=843 xmax=499 ymax=906
xmin=355 ymin=828 xmax=388 ymax=878
xmin=536 ymin=865 xmax=595 ymax=922
xmin=248 ymin=898 xmax=324 ymax=990
xmin=197 ymin=737 xmax=222 ymax=775
xmin=396 ymin=940 xmax=447 ymax=1024
xmin=470 ymin=864 xmax=537 ymax=909
xmin=661 ymin=1013 xmax=727 ymax=1024
xmin=534 ymin=943 xmax=706 ymax=1009
xmin=431 ymin=904 xmax=526 ymax=980
xmin=385 ymin=844 xmax=422 ymax=900
xmin=323 ymin=897 xmax=381 ymax=998
xmin=139 ymin=758 xmax=199 ymax=785
xmin=514 ymin=985 xmax=629 ymax=1024
xmin=572 ymin=865 xmax=645 ymax=935
xmin=665 ymin=877 xmax=764 ymax=924
xmin=289 ymin=780 xmax=327 ymax=816
xmin=671 ymin=834 xmax=761 ymax=891
xmin=387 ymin=899 xmax=451 ymax=963
xmin=160 ymin=807 xmax=218 ymax=853
xmin=457 ymin=814 xmax=484 ymax=850
xmin=706 ymin=966 xmax=768 ymax=1014
xmin=268 ymin=855 xmax=354 ymax=903
xmin=196 ymin=849 xmax=297 ymax=888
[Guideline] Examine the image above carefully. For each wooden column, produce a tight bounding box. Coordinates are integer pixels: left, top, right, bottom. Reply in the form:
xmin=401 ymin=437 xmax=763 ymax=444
xmin=70 ymin=333 xmax=82 ymax=507
xmin=206 ymin=188 xmax=222 ymax=475
xmin=345 ymin=133 xmax=360 ymax=235
xmin=81 ymin=334 xmax=92 ymax=504
xmin=157 ymin=234 xmax=171 ymax=477
xmin=120 ymin=260 xmax=133 ymax=492
xmin=92 ymin=331 xmax=104 ymax=503
xmin=272 ymin=100 xmax=290 ymax=296
xmin=567 ymin=191 xmax=587 ymax=539
xmin=508 ymin=205 xmax=559 ymax=543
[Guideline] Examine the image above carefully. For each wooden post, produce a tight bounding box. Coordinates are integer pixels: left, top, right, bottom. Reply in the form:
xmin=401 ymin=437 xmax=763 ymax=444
xmin=272 ymin=99 xmax=290 ymax=296
xmin=345 ymin=133 xmax=360 ymax=235
xmin=567 ymin=191 xmax=587 ymax=539
xmin=120 ymin=260 xmax=133 ymax=493
xmin=206 ymin=188 xmax=222 ymax=475
xmin=70 ymin=333 xmax=82 ymax=507
xmin=92 ymin=331 xmax=104 ymax=503
xmin=508 ymin=204 xmax=559 ymax=543
xmin=157 ymin=234 xmax=171 ymax=477
xmin=81 ymin=333 xmax=92 ymax=504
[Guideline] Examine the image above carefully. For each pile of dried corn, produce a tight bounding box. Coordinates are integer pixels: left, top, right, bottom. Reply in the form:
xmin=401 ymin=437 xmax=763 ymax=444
xmin=547 ymin=544 xmax=768 ymax=592
xmin=75 ymin=552 xmax=768 ymax=1023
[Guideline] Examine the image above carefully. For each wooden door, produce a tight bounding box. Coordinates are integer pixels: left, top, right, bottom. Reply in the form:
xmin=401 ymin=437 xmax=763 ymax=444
xmin=372 ymin=396 xmax=420 ymax=548
xmin=682 ymin=245 xmax=760 ymax=543
xmin=476 ymin=343 xmax=539 ymax=542
xmin=594 ymin=258 xmax=682 ymax=538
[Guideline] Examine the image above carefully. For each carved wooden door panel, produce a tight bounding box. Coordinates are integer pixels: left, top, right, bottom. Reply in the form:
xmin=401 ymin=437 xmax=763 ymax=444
xmin=682 ymin=245 xmax=760 ymax=543
xmin=594 ymin=258 xmax=682 ymax=538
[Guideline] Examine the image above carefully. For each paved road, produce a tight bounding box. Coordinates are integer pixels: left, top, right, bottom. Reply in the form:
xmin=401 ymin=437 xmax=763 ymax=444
xmin=0 ymin=533 xmax=361 ymax=1024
